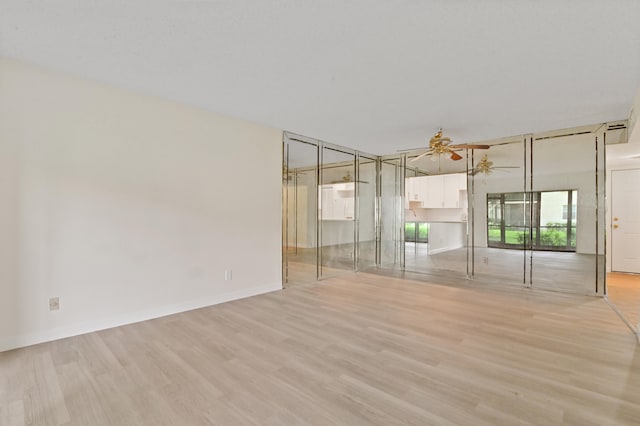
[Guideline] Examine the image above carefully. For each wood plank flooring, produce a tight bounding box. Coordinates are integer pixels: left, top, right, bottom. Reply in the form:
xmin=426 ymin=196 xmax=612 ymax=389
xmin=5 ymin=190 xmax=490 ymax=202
xmin=404 ymin=245 xmax=601 ymax=295
xmin=607 ymin=272 xmax=640 ymax=331
xmin=1 ymin=272 xmax=639 ymax=425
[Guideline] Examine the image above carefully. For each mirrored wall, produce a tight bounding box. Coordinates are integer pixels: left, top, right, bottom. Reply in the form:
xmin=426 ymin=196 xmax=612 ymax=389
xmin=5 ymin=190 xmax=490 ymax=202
xmin=400 ymin=150 xmax=470 ymax=282
xmin=357 ymin=154 xmax=378 ymax=271
xmin=379 ymin=156 xmax=404 ymax=269
xmin=283 ymin=137 xmax=318 ymax=285
xmin=467 ymin=129 xmax=606 ymax=294
xmin=283 ymin=133 xmax=377 ymax=287
xmin=283 ymin=125 xmax=609 ymax=295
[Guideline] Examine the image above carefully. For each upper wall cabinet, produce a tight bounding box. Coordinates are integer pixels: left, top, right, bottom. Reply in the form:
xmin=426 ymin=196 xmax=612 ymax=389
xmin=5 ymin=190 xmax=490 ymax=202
xmin=406 ymin=173 xmax=467 ymax=209
xmin=319 ymin=182 xmax=355 ymax=220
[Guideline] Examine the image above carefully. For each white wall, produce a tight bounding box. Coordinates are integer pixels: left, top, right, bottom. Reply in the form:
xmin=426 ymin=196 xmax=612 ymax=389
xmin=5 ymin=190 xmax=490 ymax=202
xmin=0 ymin=58 xmax=283 ymax=352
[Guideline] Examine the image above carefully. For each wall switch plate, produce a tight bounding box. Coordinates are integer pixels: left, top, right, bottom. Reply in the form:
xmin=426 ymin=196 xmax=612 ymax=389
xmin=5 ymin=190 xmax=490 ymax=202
xmin=49 ymin=297 xmax=60 ymax=311
xmin=225 ymin=270 xmax=232 ymax=281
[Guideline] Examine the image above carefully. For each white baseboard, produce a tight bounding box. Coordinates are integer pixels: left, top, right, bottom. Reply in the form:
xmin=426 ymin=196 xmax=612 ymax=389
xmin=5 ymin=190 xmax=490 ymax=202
xmin=0 ymin=282 xmax=282 ymax=353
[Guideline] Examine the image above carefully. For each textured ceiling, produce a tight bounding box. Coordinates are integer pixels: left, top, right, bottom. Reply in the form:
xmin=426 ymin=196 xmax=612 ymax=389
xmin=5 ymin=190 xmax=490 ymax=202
xmin=1 ymin=1 xmax=640 ymax=155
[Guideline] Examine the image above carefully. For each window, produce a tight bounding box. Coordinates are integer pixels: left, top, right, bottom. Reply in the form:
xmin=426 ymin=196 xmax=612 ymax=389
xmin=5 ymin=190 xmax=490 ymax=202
xmin=487 ymin=190 xmax=577 ymax=251
xmin=405 ymin=222 xmax=429 ymax=243
xmin=562 ymin=204 xmax=576 ymax=221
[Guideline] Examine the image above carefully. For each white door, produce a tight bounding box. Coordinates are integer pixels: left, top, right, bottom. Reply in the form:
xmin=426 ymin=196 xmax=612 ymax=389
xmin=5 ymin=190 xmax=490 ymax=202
xmin=611 ymin=169 xmax=640 ymax=273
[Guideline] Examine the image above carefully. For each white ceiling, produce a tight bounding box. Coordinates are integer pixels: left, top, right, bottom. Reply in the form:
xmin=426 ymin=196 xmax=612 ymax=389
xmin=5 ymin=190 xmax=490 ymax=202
xmin=1 ymin=1 xmax=640 ymax=155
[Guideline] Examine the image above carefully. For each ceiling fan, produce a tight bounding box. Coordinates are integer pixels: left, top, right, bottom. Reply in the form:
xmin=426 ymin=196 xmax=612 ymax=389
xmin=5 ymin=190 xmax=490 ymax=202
xmin=329 ymin=171 xmax=369 ymax=184
xmin=399 ymin=129 xmax=491 ymax=162
xmin=469 ymin=154 xmax=519 ymax=176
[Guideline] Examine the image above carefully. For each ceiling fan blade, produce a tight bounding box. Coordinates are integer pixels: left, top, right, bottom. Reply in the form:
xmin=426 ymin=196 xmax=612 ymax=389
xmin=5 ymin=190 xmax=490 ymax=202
xmin=450 ymin=152 xmax=463 ymax=161
xmin=450 ymin=144 xmax=491 ymax=149
xmin=410 ymin=150 xmax=431 ymax=162
xmin=488 ymin=141 xmax=523 ymax=147
xmin=397 ymin=147 xmax=426 ymax=152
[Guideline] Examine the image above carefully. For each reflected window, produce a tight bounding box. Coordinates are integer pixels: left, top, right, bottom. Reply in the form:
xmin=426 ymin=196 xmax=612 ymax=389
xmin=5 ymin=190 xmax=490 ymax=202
xmin=405 ymin=222 xmax=429 ymax=243
xmin=487 ymin=190 xmax=577 ymax=251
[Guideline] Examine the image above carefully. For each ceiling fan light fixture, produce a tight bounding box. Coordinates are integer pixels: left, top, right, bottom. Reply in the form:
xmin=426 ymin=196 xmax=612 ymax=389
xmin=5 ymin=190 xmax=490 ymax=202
xmin=405 ymin=128 xmax=490 ymax=163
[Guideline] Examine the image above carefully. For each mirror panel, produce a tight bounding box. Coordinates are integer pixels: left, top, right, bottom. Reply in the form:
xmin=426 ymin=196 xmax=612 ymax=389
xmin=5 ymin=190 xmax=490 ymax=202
xmin=596 ymin=130 xmax=606 ymax=294
xmin=283 ymin=137 xmax=318 ymax=286
xmin=319 ymin=147 xmax=356 ymax=278
xmin=283 ymin=126 xmax=608 ymax=297
xmin=403 ymin=152 xmax=469 ymax=280
xmin=357 ymin=155 xmax=377 ymax=271
xmin=529 ymin=134 xmax=600 ymax=293
xmin=469 ymin=139 xmax=528 ymax=286
xmin=379 ymin=157 xmax=403 ymax=269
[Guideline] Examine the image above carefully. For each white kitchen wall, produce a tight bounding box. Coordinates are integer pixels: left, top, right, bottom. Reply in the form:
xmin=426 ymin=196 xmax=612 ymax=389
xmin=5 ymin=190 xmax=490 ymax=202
xmin=0 ymin=57 xmax=282 ymax=351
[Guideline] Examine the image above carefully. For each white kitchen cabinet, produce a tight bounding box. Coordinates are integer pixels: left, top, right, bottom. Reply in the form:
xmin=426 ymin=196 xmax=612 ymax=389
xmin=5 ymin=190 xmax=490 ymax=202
xmin=319 ymin=183 xmax=355 ymax=220
xmin=405 ymin=173 xmax=467 ymax=209
xmin=406 ymin=178 xmax=421 ymax=203
xmin=443 ymin=174 xmax=462 ymax=208
xmin=423 ymin=175 xmax=444 ymax=208
xmin=459 ymin=173 xmax=468 ymax=191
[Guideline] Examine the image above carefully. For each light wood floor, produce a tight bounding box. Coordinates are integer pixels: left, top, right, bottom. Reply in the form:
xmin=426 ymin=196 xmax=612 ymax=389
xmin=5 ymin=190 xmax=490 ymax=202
xmin=1 ymin=273 xmax=639 ymax=425
xmin=287 ymin=244 xmax=603 ymax=295
xmin=607 ymin=272 xmax=640 ymax=331
xmin=405 ymin=244 xmax=602 ymax=295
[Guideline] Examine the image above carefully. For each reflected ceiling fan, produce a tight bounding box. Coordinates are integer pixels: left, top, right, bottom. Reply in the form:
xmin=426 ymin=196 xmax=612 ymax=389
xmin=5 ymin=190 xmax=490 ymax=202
xmin=399 ymin=129 xmax=491 ymax=162
xmin=470 ymin=154 xmax=519 ymax=176
xmin=329 ymin=171 xmax=369 ymax=184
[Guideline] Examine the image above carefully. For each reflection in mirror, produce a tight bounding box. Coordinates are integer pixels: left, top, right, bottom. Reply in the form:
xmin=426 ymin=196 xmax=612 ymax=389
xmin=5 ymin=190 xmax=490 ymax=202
xmin=283 ymin=134 xmax=378 ymax=285
xmin=357 ymin=155 xmax=378 ymax=271
xmin=403 ymin=155 xmax=469 ymax=280
xmin=469 ymin=138 xmax=527 ymax=286
xmin=319 ymin=147 xmax=356 ymax=279
xmin=283 ymin=126 xmax=608 ymax=297
xmin=596 ymin=129 xmax=606 ymax=294
xmin=379 ymin=157 xmax=403 ymax=269
xmin=283 ymin=137 xmax=318 ymax=286
xmin=530 ymin=133 xmax=602 ymax=294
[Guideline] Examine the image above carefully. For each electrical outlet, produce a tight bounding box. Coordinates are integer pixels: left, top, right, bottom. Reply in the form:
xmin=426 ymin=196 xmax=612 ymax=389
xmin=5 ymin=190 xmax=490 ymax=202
xmin=483 ymin=257 xmax=489 ymax=265
xmin=49 ymin=297 xmax=60 ymax=311
xmin=225 ymin=270 xmax=233 ymax=281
